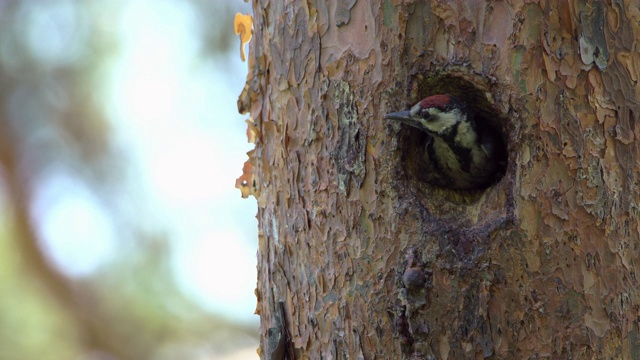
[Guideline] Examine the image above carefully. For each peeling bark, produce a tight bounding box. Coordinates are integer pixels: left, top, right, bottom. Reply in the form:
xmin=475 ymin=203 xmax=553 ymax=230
xmin=241 ymin=0 xmax=640 ymax=358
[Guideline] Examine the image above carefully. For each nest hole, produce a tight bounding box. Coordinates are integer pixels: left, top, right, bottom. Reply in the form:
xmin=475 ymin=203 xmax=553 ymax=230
xmin=397 ymin=74 xmax=509 ymax=202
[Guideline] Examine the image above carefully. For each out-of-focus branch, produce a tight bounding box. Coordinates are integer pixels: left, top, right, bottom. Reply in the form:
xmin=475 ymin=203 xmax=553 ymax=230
xmin=0 ymin=116 xmax=139 ymax=359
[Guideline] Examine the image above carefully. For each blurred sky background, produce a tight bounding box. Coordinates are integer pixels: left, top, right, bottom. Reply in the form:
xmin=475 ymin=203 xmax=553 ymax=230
xmin=0 ymin=0 xmax=258 ymax=359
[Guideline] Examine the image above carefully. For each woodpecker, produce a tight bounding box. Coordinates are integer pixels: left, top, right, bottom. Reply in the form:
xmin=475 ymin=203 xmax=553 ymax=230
xmin=386 ymin=94 xmax=504 ymax=190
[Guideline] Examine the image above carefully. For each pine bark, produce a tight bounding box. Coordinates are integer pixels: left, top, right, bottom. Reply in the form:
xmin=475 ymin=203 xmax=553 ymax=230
xmin=239 ymin=1 xmax=640 ymax=359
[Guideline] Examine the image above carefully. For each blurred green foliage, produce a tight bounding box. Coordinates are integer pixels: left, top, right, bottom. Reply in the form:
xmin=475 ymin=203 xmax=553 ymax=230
xmin=0 ymin=1 xmax=257 ymax=359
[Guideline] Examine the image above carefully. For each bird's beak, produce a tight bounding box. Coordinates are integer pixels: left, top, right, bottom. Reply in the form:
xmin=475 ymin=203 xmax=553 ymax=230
xmin=385 ymin=110 xmax=419 ymax=128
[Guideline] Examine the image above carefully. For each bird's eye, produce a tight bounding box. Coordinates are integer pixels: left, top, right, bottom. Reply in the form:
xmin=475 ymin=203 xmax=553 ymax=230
xmin=420 ymin=109 xmax=431 ymax=119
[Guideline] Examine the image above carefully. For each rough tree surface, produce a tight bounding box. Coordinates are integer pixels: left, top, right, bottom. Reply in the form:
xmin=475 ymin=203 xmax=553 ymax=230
xmin=238 ymin=1 xmax=640 ymax=359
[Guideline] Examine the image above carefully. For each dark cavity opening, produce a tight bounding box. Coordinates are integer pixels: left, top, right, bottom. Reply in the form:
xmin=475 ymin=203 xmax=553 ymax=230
xmin=395 ymin=74 xmax=509 ymax=196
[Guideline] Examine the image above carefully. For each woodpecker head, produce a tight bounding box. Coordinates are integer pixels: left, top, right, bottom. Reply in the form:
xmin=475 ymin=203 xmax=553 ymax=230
xmin=385 ymin=95 xmax=468 ymax=135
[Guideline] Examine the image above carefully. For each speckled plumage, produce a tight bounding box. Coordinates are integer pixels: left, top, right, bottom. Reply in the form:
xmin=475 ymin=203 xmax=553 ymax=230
xmin=386 ymin=95 xmax=501 ymax=190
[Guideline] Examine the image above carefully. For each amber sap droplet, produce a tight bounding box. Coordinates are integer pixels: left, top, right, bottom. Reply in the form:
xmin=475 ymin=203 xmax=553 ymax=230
xmin=234 ymin=13 xmax=253 ymax=61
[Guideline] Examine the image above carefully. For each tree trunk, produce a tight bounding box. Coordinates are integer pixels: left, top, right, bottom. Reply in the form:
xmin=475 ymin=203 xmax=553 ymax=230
xmin=239 ymin=1 xmax=640 ymax=358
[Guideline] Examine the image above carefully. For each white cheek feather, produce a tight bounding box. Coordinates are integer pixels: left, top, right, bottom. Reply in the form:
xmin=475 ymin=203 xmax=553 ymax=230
xmin=454 ymin=120 xmax=477 ymax=147
xmin=424 ymin=108 xmax=460 ymax=133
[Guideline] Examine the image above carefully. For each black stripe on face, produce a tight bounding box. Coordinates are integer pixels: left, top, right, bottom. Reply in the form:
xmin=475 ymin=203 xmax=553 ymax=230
xmin=425 ymin=138 xmax=443 ymax=172
xmin=438 ymin=122 xmax=473 ymax=173
xmin=452 ymin=144 xmax=472 ymax=173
